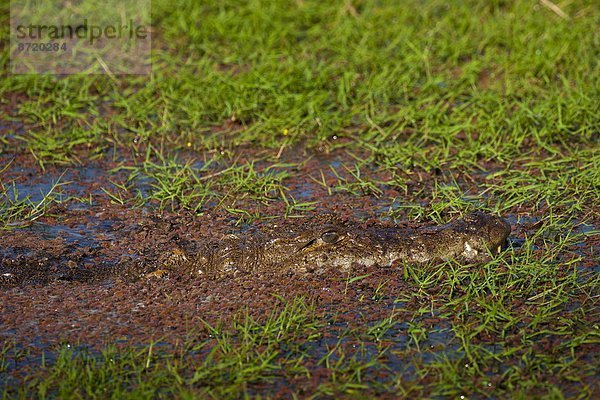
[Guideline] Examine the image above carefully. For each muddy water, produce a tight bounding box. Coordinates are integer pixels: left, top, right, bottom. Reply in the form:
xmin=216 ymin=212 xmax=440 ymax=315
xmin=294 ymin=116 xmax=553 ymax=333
xmin=1 ymin=149 xmax=598 ymax=392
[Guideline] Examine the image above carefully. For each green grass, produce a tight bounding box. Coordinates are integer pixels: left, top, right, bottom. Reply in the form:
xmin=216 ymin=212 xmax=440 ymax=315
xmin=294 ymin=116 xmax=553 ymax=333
xmin=0 ymin=166 xmax=70 ymax=229
xmin=1 ymin=298 xmax=324 ymax=399
xmin=3 ymin=1 xmax=598 ymax=151
xmin=1 ymin=0 xmax=597 ymax=217
xmin=0 ymin=0 xmax=599 ymax=397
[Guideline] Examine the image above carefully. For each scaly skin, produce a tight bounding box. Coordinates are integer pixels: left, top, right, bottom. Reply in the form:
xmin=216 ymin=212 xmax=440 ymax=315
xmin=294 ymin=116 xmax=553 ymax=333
xmin=0 ymin=212 xmax=511 ymax=285
xmin=184 ymin=212 xmax=511 ymax=277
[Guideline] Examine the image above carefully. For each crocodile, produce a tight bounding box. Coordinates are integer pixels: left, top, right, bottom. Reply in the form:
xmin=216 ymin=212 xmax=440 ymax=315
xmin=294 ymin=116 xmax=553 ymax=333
xmin=160 ymin=211 xmax=511 ymax=277
xmin=0 ymin=212 xmax=511 ymax=286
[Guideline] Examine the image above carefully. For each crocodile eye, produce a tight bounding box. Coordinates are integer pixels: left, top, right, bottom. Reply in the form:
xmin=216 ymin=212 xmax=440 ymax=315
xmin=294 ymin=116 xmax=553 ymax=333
xmin=321 ymin=230 xmax=339 ymax=244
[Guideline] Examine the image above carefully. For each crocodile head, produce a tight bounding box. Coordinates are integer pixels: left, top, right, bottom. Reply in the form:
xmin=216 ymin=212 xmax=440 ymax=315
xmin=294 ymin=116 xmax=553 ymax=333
xmin=188 ymin=212 xmax=511 ymax=276
xmin=275 ymin=212 xmax=511 ymax=272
